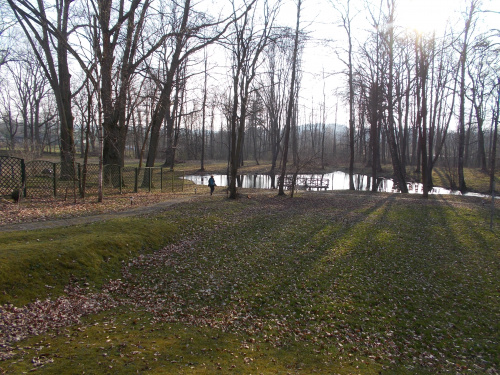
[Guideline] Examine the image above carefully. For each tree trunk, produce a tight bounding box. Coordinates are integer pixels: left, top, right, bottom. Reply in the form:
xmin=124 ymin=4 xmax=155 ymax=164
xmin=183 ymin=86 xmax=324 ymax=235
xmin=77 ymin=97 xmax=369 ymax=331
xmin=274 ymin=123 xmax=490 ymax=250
xmin=458 ymin=1 xmax=476 ymax=193
xmin=385 ymin=2 xmax=407 ymax=193
xmin=200 ymin=58 xmax=208 ymax=171
xmin=8 ymin=0 xmax=76 ymax=179
xmin=490 ymin=80 xmax=499 ymax=194
xmin=278 ymin=0 xmax=301 ymax=196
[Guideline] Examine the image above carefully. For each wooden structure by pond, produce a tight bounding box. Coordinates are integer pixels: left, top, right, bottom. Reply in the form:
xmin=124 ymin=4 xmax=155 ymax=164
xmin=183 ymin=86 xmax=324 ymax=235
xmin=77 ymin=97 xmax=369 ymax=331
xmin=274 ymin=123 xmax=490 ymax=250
xmin=284 ymin=176 xmax=329 ymax=190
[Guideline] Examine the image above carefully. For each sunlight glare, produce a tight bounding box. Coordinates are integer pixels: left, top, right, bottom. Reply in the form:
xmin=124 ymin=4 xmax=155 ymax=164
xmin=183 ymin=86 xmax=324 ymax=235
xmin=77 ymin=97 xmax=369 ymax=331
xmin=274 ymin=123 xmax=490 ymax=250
xmin=396 ymin=0 xmax=457 ymax=34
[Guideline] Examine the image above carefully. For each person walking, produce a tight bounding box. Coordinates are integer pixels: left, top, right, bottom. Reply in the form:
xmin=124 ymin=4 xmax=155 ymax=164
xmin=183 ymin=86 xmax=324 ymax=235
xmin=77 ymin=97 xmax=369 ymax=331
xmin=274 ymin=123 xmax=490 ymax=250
xmin=208 ymin=175 xmax=216 ymax=195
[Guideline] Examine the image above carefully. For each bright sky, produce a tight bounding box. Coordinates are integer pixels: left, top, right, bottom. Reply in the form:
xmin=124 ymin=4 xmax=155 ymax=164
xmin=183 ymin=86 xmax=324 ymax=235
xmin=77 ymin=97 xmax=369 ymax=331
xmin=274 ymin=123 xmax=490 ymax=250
xmin=395 ymin=0 xmax=459 ymax=34
xmin=202 ymin=0 xmax=499 ymax=128
xmin=278 ymin=0 xmax=500 ymax=125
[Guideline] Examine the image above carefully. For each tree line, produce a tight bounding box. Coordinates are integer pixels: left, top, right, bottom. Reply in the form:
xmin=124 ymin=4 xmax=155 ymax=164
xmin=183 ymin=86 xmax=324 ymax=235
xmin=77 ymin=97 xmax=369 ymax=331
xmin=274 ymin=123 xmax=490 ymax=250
xmin=0 ymin=0 xmax=498 ymax=198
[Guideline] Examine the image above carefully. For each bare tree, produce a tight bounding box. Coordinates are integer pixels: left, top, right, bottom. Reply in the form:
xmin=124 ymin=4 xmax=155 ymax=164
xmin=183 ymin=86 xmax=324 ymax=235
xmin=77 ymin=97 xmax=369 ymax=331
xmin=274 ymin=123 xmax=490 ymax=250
xmin=7 ymin=59 xmax=30 ymax=150
xmin=457 ymin=0 xmax=479 ymax=193
xmin=258 ymin=37 xmax=291 ymax=188
xmin=8 ymin=0 xmax=77 ymax=178
xmin=331 ymin=0 xmax=356 ymax=190
xmin=0 ymin=0 xmax=17 ymax=66
xmin=382 ymin=0 xmax=408 ymax=193
xmin=200 ymin=55 xmax=208 ymax=171
xmin=227 ymin=0 xmax=275 ymax=199
xmin=278 ymin=0 xmax=301 ymax=195
xmin=7 ymin=50 xmax=52 ymax=155
xmin=320 ymin=73 xmax=327 ymax=169
xmin=0 ymin=87 xmax=18 ymax=150
xmin=489 ymin=77 xmax=499 ymax=195
xmin=248 ymin=92 xmax=264 ymax=165
xmin=92 ymin=0 xmax=151 ymax=168
xmin=467 ymin=35 xmax=497 ymax=170
xmin=358 ymin=2 xmax=385 ymax=191
xmin=425 ymin=32 xmax=458 ymax=191
xmin=132 ymin=79 xmax=157 ymax=168
xmin=142 ymin=0 xmax=238 ymax=172
xmin=414 ymin=33 xmax=430 ymax=197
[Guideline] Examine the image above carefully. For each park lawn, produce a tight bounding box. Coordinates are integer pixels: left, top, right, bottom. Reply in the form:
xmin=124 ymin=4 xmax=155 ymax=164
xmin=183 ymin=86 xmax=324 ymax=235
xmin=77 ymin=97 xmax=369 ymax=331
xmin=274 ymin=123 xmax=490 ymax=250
xmin=0 ymin=191 xmax=499 ymax=374
xmin=0 ymin=217 xmax=183 ymax=306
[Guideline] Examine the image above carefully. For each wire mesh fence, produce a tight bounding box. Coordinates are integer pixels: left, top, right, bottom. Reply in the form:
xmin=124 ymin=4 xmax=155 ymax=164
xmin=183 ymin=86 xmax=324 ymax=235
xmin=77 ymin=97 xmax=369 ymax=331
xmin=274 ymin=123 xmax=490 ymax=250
xmin=0 ymin=156 xmax=186 ymax=199
xmin=0 ymin=156 xmax=25 ymax=197
xmin=25 ymin=160 xmax=56 ymax=197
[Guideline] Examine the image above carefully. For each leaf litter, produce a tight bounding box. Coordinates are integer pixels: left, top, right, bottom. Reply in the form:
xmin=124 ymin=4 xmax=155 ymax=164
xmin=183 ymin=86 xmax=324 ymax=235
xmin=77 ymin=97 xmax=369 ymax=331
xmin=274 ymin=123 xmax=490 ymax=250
xmin=0 ymin=193 xmax=498 ymax=373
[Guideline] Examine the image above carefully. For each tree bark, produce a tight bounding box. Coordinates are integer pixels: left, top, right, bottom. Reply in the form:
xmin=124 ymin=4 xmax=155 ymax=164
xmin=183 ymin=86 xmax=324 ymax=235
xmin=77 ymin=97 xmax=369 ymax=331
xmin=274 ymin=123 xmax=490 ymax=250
xmin=200 ymin=58 xmax=208 ymax=171
xmin=385 ymin=0 xmax=408 ymax=193
xmin=278 ymin=0 xmax=301 ymax=196
xmin=458 ymin=1 xmax=477 ymax=193
xmin=228 ymin=0 xmax=270 ymax=199
xmin=8 ymin=0 xmax=76 ymax=179
xmin=489 ymin=79 xmax=499 ymax=194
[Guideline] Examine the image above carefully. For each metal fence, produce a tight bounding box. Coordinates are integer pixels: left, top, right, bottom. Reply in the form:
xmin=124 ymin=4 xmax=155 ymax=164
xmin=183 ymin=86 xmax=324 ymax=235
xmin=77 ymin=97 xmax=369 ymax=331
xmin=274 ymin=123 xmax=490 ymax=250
xmin=0 ymin=156 xmax=186 ymax=199
xmin=0 ymin=156 xmax=25 ymax=197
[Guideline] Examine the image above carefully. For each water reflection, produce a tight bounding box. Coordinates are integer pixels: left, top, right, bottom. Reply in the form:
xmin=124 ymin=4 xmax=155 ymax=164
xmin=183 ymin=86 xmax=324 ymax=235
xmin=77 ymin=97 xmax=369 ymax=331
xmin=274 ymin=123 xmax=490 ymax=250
xmin=185 ymin=171 xmax=462 ymax=195
xmin=186 ymin=174 xmax=273 ymax=189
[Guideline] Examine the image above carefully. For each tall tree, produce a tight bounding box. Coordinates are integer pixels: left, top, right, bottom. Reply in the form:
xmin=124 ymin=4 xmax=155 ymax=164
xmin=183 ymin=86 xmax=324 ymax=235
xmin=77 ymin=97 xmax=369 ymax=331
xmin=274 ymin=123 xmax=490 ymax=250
xmin=143 ymin=0 xmax=237 ymax=171
xmin=94 ymin=0 xmax=149 ymax=168
xmin=383 ymin=0 xmax=408 ymax=193
xmin=415 ymin=33 xmax=430 ymax=197
xmin=227 ymin=0 xmax=274 ymax=199
xmin=489 ymin=77 xmax=499 ymax=194
xmin=467 ymin=36 xmax=495 ymax=171
xmin=457 ymin=0 xmax=479 ymax=193
xmin=278 ymin=0 xmax=301 ymax=195
xmin=258 ymin=38 xmax=289 ymax=188
xmin=8 ymin=51 xmax=51 ymax=154
xmin=393 ymin=33 xmax=412 ymax=175
xmin=331 ymin=0 xmax=356 ymax=190
xmin=8 ymin=0 xmax=77 ymax=178
xmin=0 ymin=0 xmax=17 ymax=66
xmin=0 ymin=87 xmax=18 ymax=150
xmin=358 ymin=1 xmax=385 ymax=191
xmin=425 ymin=32 xmax=457 ymax=190
xmin=200 ymin=55 xmax=209 ymax=171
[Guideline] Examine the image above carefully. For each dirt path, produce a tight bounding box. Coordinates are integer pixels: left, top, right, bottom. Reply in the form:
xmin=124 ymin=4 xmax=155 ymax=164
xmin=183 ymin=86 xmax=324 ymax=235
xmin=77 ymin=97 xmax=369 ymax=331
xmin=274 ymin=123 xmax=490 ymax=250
xmin=1 ymin=190 xmax=493 ymax=234
xmin=0 ymin=196 xmax=196 ymax=233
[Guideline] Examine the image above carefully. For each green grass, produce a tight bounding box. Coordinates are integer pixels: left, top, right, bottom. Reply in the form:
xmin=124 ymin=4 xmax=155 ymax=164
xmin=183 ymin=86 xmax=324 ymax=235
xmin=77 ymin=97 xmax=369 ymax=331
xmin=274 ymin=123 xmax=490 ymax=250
xmin=1 ymin=192 xmax=499 ymax=374
xmin=431 ymin=166 xmax=500 ymax=194
xmin=0 ymin=217 xmax=186 ymax=306
xmin=462 ymin=168 xmax=500 ymax=193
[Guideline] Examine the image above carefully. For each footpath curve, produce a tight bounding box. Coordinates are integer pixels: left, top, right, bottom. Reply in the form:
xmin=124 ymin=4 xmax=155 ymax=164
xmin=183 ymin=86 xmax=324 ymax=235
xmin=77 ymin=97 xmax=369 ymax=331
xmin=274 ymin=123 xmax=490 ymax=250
xmin=0 ymin=196 xmax=195 ymax=233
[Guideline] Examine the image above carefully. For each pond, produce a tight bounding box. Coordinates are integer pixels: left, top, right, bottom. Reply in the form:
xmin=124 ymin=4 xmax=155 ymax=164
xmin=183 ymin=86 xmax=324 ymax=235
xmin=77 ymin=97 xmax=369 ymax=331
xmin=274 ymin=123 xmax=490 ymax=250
xmin=185 ymin=171 xmax=472 ymax=196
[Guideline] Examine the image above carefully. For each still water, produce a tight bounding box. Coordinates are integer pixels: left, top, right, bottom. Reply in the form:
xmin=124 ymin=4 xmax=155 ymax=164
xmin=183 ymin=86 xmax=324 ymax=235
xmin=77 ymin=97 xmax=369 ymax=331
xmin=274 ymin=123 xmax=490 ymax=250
xmin=185 ymin=171 xmax=464 ymax=195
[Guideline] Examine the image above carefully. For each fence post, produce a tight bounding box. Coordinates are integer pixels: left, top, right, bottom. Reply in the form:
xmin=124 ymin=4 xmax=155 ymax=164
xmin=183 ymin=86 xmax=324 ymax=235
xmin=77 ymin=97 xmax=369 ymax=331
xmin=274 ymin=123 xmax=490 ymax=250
xmin=160 ymin=167 xmax=163 ymax=192
xmin=171 ymin=171 xmax=174 ymax=192
xmin=78 ymin=163 xmax=83 ymax=197
xmin=21 ymin=158 xmax=26 ymax=197
xmin=134 ymin=167 xmax=138 ymax=193
xmin=149 ymin=168 xmax=152 ymax=192
xmin=182 ymin=171 xmax=184 ymax=192
xmin=52 ymin=162 xmax=57 ymax=197
xmin=119 ymin=166 xmax=122 ymax=194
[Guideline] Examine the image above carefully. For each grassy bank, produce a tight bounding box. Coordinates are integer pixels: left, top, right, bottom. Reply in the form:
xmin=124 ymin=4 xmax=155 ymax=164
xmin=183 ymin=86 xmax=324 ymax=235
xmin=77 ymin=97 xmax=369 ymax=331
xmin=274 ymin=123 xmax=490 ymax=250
xmin=1 ymin=192 xmax=499 ymax=374
xmin=0 ymin=217 xmax=182 ymax=306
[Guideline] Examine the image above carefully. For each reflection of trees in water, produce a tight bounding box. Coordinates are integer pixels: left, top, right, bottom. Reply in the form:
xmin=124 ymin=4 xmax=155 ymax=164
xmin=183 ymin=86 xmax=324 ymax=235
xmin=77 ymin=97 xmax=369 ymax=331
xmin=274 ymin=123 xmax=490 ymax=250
xmin=186 ymin=172 xmax=462 ymax=195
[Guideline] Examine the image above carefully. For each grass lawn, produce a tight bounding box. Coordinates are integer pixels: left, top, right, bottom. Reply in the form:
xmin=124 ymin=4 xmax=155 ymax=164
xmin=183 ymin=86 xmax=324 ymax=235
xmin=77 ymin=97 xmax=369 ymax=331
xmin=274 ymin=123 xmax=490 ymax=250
xmin=0 ymin=191 xmax=499 ymax=374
